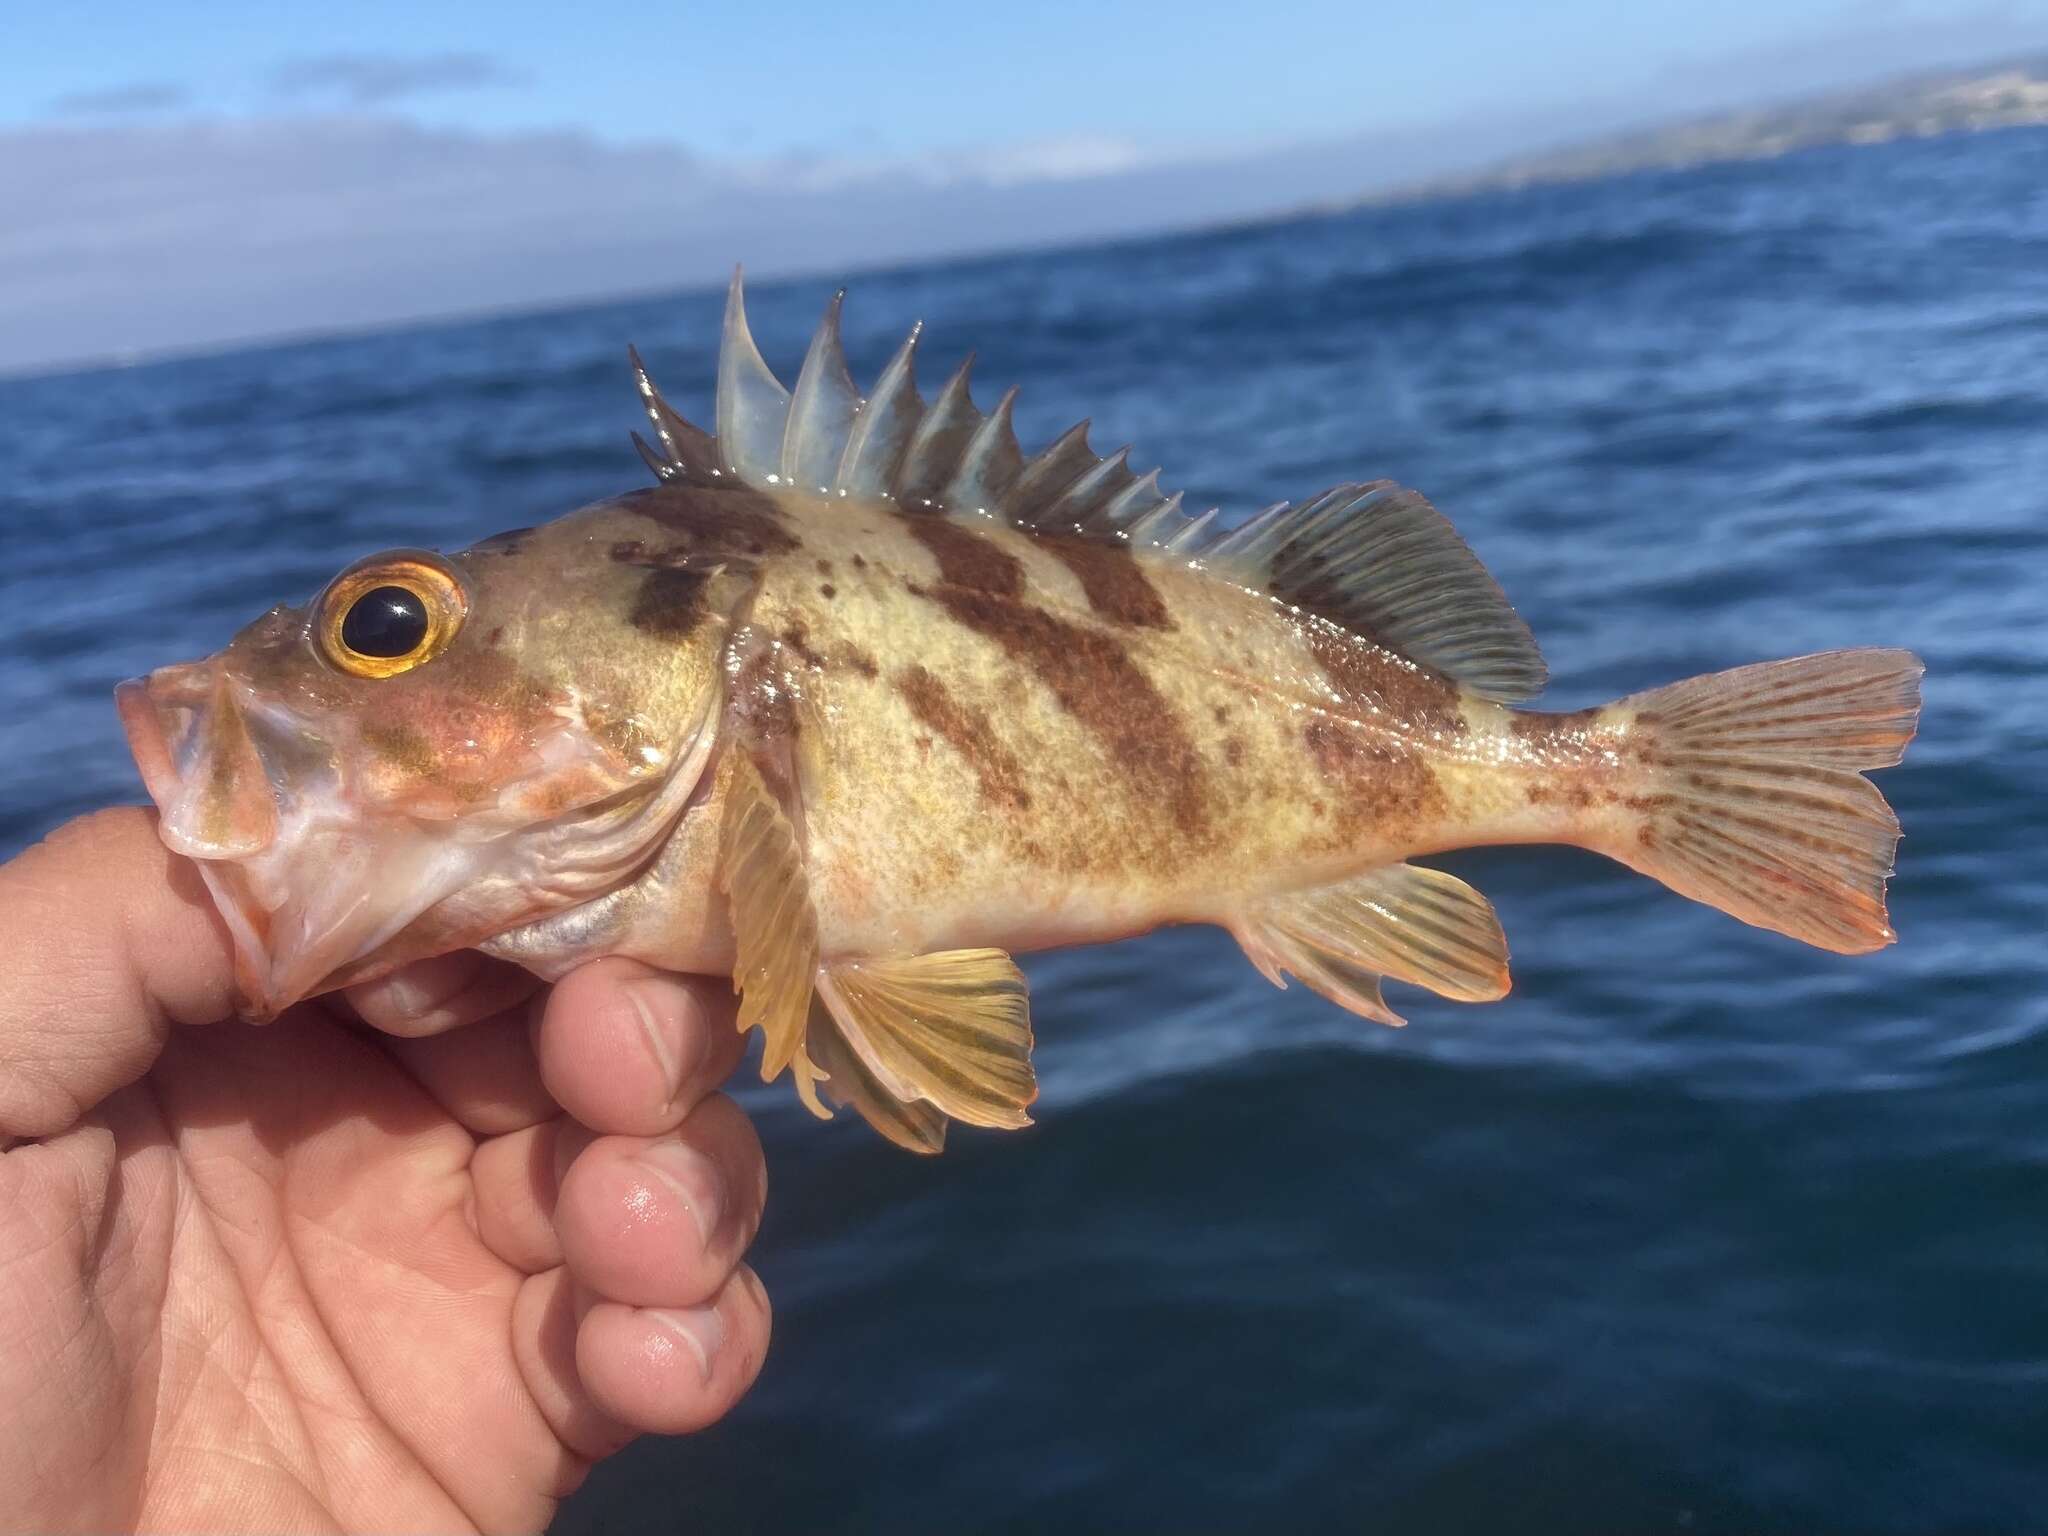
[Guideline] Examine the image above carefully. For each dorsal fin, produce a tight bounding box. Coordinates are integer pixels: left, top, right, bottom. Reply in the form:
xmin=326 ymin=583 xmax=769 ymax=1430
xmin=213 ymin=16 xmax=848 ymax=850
xmin=628 ymin=272 xmax=1546 ymax=699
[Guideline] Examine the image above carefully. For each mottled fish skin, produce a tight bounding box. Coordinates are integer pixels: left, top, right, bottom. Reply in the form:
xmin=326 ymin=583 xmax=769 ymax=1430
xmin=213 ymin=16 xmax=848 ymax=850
xmin=487 ymin=484 xmax=1653 ymax=977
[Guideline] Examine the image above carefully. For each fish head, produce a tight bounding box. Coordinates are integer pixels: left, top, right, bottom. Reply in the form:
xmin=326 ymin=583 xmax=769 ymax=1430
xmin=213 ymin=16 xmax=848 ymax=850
xmin=119 ymin=507 xmax=735 ymax=1016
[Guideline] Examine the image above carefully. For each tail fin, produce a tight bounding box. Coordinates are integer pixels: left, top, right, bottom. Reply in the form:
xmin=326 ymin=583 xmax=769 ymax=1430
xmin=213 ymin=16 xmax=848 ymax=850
xmin=1607 ymin=648 xmax=1922 ymax=953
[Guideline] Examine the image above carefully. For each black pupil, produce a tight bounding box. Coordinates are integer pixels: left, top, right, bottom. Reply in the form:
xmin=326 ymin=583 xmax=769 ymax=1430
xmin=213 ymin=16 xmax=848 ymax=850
xmin=341 ymin=586 xmax=431 ymax=659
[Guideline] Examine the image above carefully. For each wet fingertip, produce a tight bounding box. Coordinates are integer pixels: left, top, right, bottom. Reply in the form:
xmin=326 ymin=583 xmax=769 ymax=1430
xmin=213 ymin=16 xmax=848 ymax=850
xmin=649 ymin=1305 xmax=724 ymax=1384
xmin=619 ymin=975 xmax=710 ymax=1110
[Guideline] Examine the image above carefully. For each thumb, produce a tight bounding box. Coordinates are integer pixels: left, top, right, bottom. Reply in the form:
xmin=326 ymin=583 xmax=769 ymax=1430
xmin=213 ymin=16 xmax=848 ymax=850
xmin=0 ymin=808 xmax=238 ymax=1141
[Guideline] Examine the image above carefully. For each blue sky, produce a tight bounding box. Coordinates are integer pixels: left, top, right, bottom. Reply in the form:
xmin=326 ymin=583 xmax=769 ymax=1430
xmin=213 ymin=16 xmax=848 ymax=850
xmin=4 ymin=0 xmax=2045 ymax=371
xmin=12 ymin=0 xmax=2043 ymax=157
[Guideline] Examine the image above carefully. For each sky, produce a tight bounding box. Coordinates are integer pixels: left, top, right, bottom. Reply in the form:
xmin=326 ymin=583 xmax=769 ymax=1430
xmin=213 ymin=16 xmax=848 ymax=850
xmin=4 ymin=0 xmax=2046 ymax=373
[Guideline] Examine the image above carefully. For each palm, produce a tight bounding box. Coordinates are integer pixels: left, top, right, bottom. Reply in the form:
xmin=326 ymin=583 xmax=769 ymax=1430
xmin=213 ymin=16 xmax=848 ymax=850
xmin=5 ymin=1006 xmax=572 ymax=1532
xmin=1 ymin=811 xmax=768 ymax=1535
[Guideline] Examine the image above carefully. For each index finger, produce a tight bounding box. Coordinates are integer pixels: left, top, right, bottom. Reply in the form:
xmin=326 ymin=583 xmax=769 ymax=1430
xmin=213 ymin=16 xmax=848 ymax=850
xmin=0 ymin=808 xmax=238 ymax=1141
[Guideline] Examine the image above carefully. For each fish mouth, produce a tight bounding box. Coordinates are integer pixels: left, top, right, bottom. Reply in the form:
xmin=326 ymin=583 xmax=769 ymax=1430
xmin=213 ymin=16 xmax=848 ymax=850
xmin=118 ymin=659 xmax=720 ymax=1020
xmin=118 ymin=663 xmax=460 ymax=1017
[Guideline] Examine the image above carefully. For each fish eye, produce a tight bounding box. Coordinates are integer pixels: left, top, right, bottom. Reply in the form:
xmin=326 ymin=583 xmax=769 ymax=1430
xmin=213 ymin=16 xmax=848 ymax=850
xmin=317 ymin=552 xmax=467 ymax=679
xmin=342 ymin=586 xmax=429 ymax=657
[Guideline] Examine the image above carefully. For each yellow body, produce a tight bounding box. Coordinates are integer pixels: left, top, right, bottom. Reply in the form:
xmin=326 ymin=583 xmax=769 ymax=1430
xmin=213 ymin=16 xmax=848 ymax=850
xmin=483 ymin=485 xmax=1615 ymax=982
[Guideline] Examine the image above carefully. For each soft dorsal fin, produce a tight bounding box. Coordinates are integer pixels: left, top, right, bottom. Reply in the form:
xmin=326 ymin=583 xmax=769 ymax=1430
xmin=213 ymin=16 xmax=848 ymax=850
xmin=630 ymin=271 xmax=1545 ymax=700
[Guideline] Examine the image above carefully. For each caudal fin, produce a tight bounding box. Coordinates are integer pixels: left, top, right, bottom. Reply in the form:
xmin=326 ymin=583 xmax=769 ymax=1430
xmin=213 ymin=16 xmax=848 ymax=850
xmin=1607 ymin=648 xmax=1922 ymax=953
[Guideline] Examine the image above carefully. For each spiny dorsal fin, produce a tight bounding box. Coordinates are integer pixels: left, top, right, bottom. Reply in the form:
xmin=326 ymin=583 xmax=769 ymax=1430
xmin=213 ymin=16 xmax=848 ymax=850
xmin=628 ymin=272 xmax=1545 ymax=699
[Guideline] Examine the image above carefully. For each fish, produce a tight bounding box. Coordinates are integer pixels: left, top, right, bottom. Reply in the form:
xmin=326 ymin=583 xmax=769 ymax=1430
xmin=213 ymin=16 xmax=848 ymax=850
xmin=117 ymin=274 xmax=1924 ymax=1152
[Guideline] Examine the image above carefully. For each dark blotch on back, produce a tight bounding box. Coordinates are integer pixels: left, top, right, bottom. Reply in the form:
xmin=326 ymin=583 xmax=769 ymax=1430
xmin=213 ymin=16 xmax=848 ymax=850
xmin=1041 ymin=533 xmax=1173 ymax=629
xmin=628 ymin=567 xmax=712 ymax=639
xmin=896 ymin=664 xmax=1031 ymax=812
xmin=470 ymin=526 xmax=533 ymax=556
xmin=625 ymin=484 xmax=800 ymax=558
xmin=899 ymin=511 xmax=1025 ymax=597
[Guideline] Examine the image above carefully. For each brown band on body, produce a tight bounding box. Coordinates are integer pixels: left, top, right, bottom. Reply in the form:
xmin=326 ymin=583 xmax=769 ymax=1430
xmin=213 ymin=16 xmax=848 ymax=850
xmin=914 ymin=582 xmax=1206 ymax=834
xmin=1301 ymin=617 xmax=1467 ymax=738
xmin=900 ymin=512 xmax=1206 ymax=831
xmin=896 ymin=664 xmax=1032 ymax=812
xmin=1039 ymin=534 xmax=1174 ymax=629
xmin=1302 ymin=715 xmax=1447 ymax=845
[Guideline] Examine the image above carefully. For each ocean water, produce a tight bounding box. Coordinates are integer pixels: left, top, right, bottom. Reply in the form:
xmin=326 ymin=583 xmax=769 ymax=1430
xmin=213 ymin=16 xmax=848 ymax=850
xmin=3 ymin=125 xmax=2046 ymax=1532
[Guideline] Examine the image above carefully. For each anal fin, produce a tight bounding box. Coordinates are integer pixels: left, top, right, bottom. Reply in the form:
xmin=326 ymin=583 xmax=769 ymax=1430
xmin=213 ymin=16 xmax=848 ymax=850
xmin=1235 ymin=862 xmax=1511 ymax=1026
xmin=817 ymin=950 xmax=1037 ymax=1130
xmin=806 ymin=997 xmax=949 ymax=1154
xmin=718 ymin=752 xmax=829 ymax=1116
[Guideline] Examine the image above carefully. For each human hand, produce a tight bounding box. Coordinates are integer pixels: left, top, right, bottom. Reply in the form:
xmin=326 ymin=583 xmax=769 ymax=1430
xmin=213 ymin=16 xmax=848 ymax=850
xmin=0 ymin=809 xmax=769 ymax=1533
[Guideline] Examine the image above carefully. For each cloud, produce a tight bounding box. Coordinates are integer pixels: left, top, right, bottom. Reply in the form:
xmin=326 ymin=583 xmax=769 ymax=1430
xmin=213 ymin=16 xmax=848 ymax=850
xmin=935 ymin=134 xmax=1149 ymax=188
xmin=6 ymin=24 xmax=2045 ymax=377
xmin=2 ymin=108 xmax=1548 ymax=374
xmin=46 ymin=82 xmax=190 ymax=116
xmin=269 ymin=50 xmax=524 ymax=105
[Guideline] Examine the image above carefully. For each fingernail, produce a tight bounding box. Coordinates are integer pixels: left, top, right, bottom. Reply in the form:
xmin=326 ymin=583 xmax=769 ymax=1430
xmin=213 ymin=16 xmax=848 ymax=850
xmin=622 ymin=976 xmax=705 ymax=1107
xmin=651 ymin=1304 xmax=723 ymax=1384
xmin=637 ymin=1140 xmax=725 ymax=1251
xmin=380 ymin=952 xmax=479 ymax=1014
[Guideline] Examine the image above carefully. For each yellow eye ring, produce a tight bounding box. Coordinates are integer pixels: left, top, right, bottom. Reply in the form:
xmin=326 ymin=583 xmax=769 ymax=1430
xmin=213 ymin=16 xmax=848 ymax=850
xmin=317 ymin=552 xmax=468 ymax=679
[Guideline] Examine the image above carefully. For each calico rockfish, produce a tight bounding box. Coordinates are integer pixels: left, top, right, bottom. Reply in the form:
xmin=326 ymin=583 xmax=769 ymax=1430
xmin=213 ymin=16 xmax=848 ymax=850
xmin=118 ymin=276 xmax=1923 ymax=1151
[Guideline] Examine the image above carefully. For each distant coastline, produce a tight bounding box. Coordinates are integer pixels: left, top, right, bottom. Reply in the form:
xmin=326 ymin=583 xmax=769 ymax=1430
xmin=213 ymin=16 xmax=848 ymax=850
xmin=12 ymin=53 xmax=2048 ymax=384
xmin=1367 ymin=54 xmax=2048 ymax=204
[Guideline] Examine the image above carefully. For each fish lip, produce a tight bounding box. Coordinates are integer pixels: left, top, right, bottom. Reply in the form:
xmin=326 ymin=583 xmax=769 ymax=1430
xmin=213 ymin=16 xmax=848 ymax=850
xmin=117 ymin=671 xmax=283 ymax=1011
xmin=116 ymin=677 xmax=179 ymax=812
xmin=116 ymin=667 xmax=280 ymax=859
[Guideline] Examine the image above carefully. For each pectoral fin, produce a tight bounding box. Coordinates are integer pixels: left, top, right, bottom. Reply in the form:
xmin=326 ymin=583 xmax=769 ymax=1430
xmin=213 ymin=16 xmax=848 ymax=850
xmin=718 ymin=752 xmax=828 ymax=1116
xmin=1235 ymin=862 xmax=1510 ymax=1026
xmin=817 ymin=950 xmax=1037 ymax=1130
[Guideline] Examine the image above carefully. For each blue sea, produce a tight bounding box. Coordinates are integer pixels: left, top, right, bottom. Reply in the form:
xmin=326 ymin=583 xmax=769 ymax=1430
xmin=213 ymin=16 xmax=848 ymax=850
xmin=4 ymin=125 xmax=2046 ymax=1532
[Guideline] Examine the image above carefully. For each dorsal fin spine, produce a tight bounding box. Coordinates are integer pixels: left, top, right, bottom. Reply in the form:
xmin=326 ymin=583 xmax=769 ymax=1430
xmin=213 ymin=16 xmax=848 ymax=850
xmin=895 ymin=355 xmax=980 ymax=506
xmin=1005 ymin=420 xmax=1095 ymax=519
xmin=1098 ymin=468 xmax=1163 ymax=526
xmin=782 ymin=290 xmax=862 ymax=491
xmin=716 ymin=269 xmax=792 ymax=482
xmin=1125 ymin=489 xmax=1185 ymax=546
xmin=942 ymin=387 xmax=1024 ymax=513
xmin=834 ymin=322 xmax=923 ymax=496
xmin=631 ymin=429 xmax=676 ymax=480
xmin=1039 ymin=445 xmax=1134 ymax=533
xmin=1164 ymin=505 xmax=1220 ymax=554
